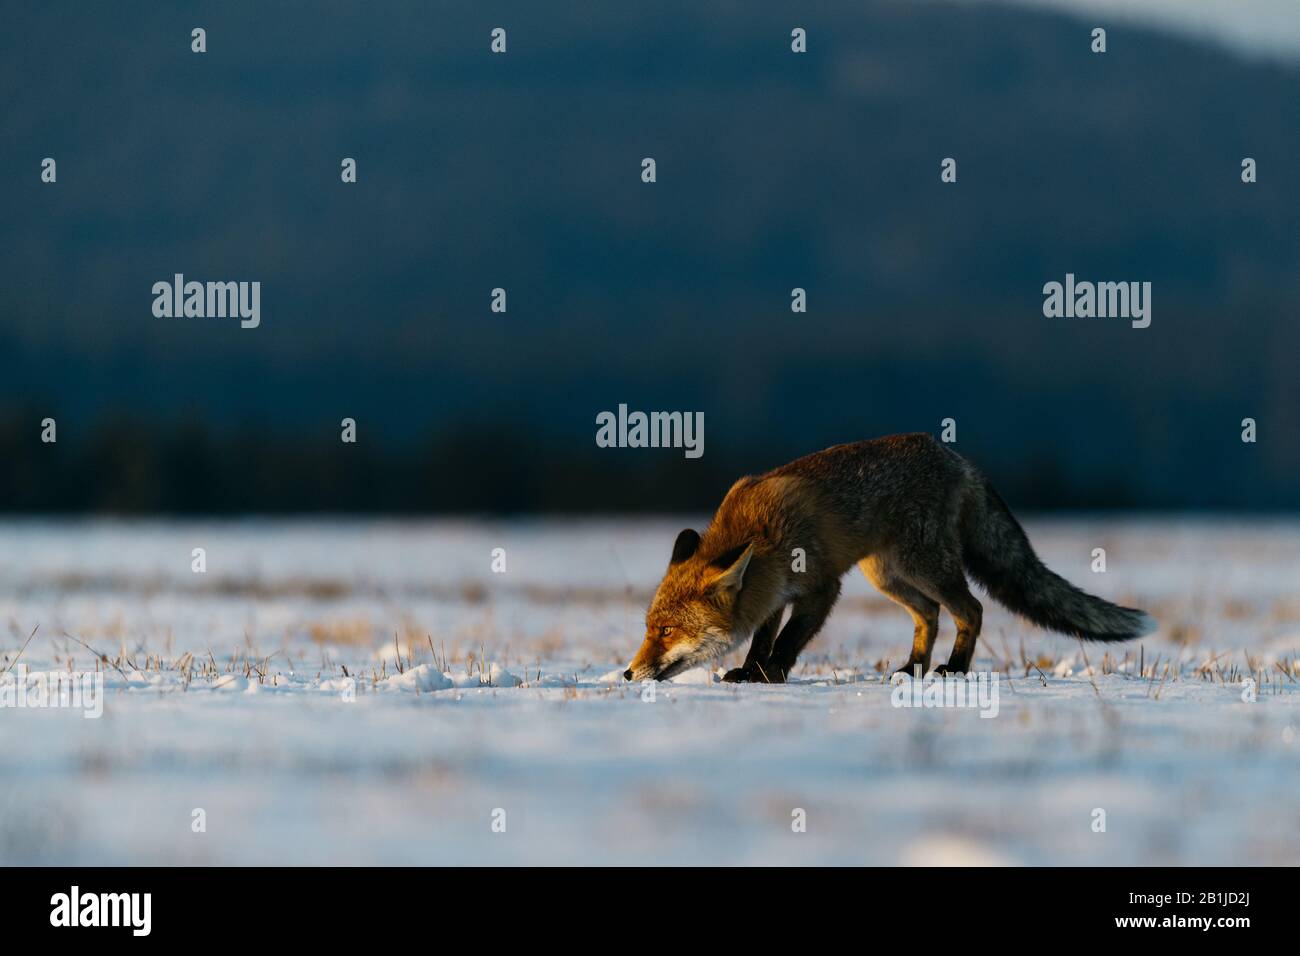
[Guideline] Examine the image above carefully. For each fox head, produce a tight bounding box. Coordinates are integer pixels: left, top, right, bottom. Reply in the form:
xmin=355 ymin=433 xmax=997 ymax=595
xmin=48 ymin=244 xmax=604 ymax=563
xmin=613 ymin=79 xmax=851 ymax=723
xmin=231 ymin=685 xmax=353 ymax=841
xmin=624 ymin=529 xmax=755 ymax=682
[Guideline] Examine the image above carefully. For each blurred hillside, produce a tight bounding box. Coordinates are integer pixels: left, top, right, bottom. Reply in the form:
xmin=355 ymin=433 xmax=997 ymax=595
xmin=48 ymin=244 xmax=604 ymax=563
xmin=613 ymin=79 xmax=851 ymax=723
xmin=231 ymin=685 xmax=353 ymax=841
xmin=1 ymin=1 xmax=1297 ymax=513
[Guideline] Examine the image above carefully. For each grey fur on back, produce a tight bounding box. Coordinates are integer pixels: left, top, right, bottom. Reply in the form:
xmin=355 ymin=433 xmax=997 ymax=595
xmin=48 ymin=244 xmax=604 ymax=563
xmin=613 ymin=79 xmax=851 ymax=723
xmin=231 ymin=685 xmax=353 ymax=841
xmin=772 ymin=434 xmax=1154 ymax=641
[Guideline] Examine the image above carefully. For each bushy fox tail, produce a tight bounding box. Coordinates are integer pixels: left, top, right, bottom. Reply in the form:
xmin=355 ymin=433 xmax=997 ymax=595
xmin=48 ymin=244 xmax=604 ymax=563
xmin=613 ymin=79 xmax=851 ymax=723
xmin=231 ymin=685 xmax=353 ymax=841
xmin=960 ymin=478 xmax=1156 ymax=642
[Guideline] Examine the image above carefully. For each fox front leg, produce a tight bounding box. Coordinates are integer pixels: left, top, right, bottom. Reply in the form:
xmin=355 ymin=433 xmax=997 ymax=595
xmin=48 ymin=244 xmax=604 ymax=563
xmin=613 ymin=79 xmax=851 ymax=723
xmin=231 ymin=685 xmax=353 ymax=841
xmin=722 ymin=607 xmax=785 ymax=683
xmin=764 ymin=583 xmax=841 ymax=682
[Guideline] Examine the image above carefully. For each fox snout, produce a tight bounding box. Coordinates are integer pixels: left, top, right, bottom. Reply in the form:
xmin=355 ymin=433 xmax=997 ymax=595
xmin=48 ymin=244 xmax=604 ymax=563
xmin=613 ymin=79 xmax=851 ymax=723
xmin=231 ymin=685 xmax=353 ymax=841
xmin=624 ymin=641 xmax=668 ymax=682
xmin=626 ymin=625 xmax=734 ymax=682
xmin=623 ymin=661 xmax=673 ymax=682
xmin=625 ymin=630 xmax=699 ymax=682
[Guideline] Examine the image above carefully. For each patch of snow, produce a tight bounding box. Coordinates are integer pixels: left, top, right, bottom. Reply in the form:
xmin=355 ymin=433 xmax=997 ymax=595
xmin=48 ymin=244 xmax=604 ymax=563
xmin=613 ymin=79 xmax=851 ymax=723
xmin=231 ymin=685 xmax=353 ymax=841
xmin=382 ymin=664 xmax=453 ymax=693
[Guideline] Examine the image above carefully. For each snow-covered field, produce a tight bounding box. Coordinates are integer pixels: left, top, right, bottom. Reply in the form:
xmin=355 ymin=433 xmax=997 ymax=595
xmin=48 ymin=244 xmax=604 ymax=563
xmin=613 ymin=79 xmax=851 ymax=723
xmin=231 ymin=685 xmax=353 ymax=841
xmin=1 ymin=517 xmax=1297 ymax=865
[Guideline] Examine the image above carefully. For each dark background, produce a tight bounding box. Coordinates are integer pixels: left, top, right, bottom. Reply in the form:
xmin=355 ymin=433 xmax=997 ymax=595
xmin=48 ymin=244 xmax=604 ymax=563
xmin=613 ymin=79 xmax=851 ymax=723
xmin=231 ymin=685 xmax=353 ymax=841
xmin=2 ymin=1 xmax=1297 ymax=513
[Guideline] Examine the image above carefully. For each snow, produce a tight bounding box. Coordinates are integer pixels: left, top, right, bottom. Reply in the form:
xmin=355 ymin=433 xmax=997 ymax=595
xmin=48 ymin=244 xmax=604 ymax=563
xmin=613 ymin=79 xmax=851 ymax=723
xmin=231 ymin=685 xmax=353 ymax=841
xmin=382 ymin=663 xmax=454 ymax=693
xmin=1 ymin=516 xmax=1297 ymax=865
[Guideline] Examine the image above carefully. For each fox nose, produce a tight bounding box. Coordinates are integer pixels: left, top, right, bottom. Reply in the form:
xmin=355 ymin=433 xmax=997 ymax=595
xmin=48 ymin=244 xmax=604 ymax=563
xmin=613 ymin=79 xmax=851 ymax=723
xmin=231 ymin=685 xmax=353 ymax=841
xmin=623 ymin=669 xmax=634 ymax=681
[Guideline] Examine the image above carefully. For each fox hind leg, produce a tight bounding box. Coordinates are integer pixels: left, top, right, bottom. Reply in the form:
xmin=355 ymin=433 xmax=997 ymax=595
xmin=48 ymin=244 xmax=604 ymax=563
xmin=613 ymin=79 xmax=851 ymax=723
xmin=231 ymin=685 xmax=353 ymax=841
xmin=911 ymin=568 xmax=982 ymax=675
xmin=861 ymin=557 xmax=941 ymax=678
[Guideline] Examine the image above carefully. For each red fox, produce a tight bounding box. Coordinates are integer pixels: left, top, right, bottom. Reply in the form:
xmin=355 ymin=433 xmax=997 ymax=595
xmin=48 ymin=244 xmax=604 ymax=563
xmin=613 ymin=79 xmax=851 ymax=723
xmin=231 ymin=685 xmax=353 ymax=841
xmin=624 ymin=434 xmax=1155 ymax=683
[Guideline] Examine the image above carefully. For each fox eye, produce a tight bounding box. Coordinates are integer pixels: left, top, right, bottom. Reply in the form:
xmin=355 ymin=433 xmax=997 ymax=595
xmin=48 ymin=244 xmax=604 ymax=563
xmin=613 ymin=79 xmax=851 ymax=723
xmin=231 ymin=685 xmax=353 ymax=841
xmin=659 ymin=625 xmax=675 ymax=638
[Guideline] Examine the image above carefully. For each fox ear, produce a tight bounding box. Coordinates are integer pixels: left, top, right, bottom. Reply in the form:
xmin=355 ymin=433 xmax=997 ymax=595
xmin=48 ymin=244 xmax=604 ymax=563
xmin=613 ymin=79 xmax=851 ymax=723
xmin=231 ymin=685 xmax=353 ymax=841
xmin=670 ymin=528 xmax=701 ymax=565
xmin=705 ymin=542 xmax=755 ymax=593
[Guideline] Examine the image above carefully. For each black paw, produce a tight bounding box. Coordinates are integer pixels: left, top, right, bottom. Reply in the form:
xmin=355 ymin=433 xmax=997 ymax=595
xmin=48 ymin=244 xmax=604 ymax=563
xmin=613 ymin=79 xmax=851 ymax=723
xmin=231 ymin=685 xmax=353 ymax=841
xmin=933 ymin=663 xmax=969 ymax=677
xmin=891 ymin=662 xmax=929 ymax=680
xmin=722 ymin=664 xmax=784 ymax=683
